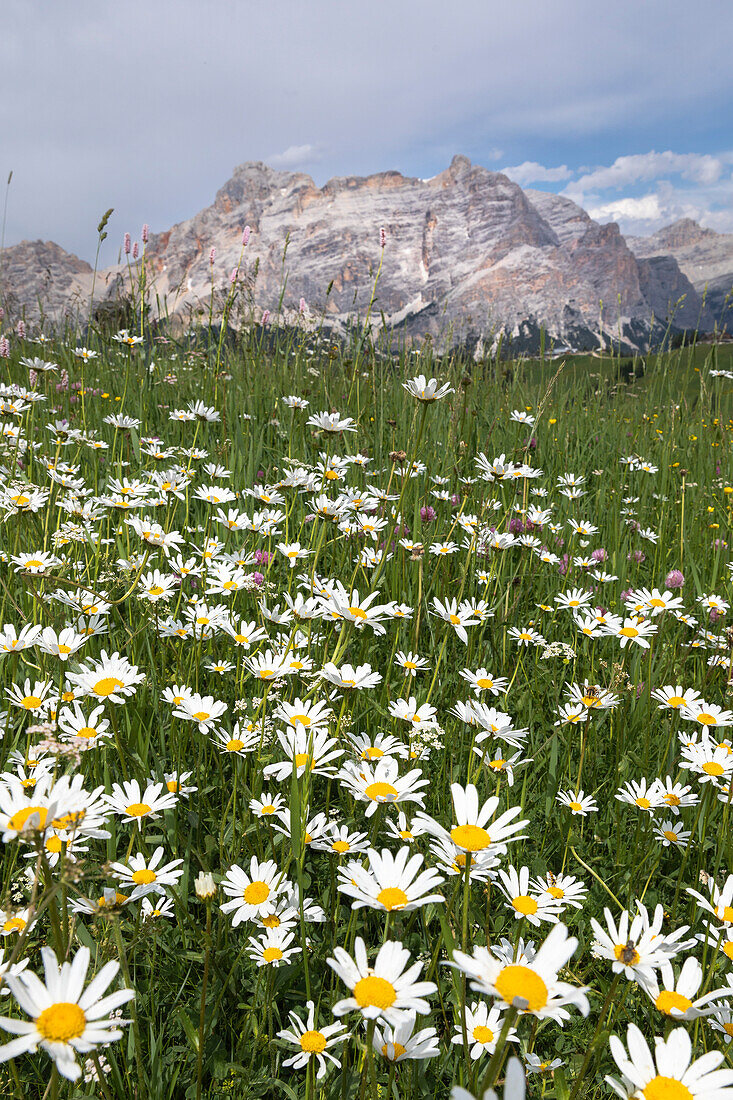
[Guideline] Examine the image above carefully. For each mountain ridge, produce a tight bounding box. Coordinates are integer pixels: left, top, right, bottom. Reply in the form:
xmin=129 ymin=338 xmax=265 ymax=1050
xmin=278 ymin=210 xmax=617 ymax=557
xmin=1 ymin=155 xmax=729 ymax=352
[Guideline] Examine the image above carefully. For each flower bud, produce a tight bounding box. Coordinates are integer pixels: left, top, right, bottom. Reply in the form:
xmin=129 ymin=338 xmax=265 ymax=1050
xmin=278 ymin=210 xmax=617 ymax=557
xmin=141 ymin=223 xmax=149 ymax=243
xmin=124 ymin=232 xmax=131 ymax=255
xmin=242 ymin=225 xmax=251 ymax=246
xmin=194 ymin=872 xmax=216 ymax=900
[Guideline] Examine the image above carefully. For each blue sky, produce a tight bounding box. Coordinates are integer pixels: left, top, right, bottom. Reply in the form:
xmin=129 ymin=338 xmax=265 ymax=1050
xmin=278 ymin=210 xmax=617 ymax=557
xmin=3 ymin=0 xmax=732 ymax=264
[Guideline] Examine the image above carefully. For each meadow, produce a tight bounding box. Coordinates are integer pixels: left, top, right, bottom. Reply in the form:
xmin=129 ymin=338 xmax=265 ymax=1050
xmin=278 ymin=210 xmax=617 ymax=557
xmin=1 ymin=259 xmax=733 ymax=1100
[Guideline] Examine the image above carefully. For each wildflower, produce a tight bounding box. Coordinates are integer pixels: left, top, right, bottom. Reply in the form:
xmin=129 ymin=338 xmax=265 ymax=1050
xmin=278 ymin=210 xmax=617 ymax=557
xmin=606 ymin=1024 xmax=733 ymax=1100
xmin=451 ymin=1001 xmax=518 ymax=1058
xmin=277 ymin=1001 xmax=349 ymax=1079
xmin=220 ymin=858 xmax=290 ymax=925
xmin=450 ymin=923 xmax=589 ymax=1022
xmin=327 ymin=936 xmax=437 ymax=1025
xmin=0 ymin=945 xmax=134 ymax=1081
xmin=337 ymin=846 xmax=444 ymax=912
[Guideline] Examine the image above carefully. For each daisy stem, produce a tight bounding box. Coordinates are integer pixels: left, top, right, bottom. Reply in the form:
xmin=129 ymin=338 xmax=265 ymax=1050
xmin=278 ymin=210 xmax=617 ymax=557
xmin=112 ymin=914 xmax=146 ymax=1096
xmin=479 ymin=1005 xmax=518 ymax=1096
xmin=195 ymin=898 xmax=212 ymax=1100
xmin=567 ymin=972 xmax=621 ymax=1100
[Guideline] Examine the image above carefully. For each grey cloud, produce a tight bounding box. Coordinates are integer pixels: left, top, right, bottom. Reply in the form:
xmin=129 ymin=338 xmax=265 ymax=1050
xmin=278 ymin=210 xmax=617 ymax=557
xmin=2 ymin=0 xmax=732 ymax=262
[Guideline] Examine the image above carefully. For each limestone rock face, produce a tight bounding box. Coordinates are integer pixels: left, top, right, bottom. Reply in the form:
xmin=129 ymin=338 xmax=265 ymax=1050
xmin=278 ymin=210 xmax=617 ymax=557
xmin=627 ymin=219 xmax=733 ymax=322
xmin=0 ymin=158 xmax=715 ymax=350
xmin=0 ymin=240 xmax=96 ymax=326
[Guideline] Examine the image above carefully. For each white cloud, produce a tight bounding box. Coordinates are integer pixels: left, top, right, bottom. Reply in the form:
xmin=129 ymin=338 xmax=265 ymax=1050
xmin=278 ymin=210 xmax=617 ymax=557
xmin=501 ymin=161 xmax=573 ymax=186
xmin=269 ymin=144 xmax=321 ymax=168
xmin=563 ymin=151 xmax=726 ymax=203
xmin=485 ymin=147 xmax=504 ymax=161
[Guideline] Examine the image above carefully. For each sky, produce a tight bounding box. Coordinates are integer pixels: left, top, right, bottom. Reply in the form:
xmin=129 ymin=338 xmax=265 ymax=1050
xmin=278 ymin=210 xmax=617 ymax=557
xmin=2 ymin=0 xmax=733 ymax=265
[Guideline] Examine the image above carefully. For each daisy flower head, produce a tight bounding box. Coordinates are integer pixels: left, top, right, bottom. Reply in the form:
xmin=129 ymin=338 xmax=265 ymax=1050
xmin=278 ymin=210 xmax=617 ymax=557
xmin=0 ymin=945 xmax=134 ymax=1081
xmin=451 ymin=1001 xmax=518 ymax=1058
xmin=104 ymin=780 xmax=177 ymax=826
xmin=459 ymin=668 xmax=510 ymax=697
xmin=420 ymin=782 xmax=528 ymax=857
xmin=608 ymin=616 xmax=658 ymax=649
xmin=220 ymin=857 xmax=290 ymax=926
xmin=402 ymin=375 xmax=454 ymax=402
xmin=263 ymin=726 xmax=344 ymax=782
xmin=172 ymin=693 xmax=227 ymax=733
xmin=497 ymin=866 xmax=562 ymax=926
xmin=277 ymin=1000 xmax=349 ymax=1079
xmin=337 ymin=846 xmax=444 ymax=912
xmin=395 ymin=651 xmax=430 ymax=677
xmin=556 ymin=789 xmax=598 ymax=816
xmin=606 ymin=1023 xmax=733 ymax=1100
xmin=66 ymin=650 xmax=145 ymax=704
xmin=450 ymin=923 xmax=589 ymax=1022
xmin=327 ymin=936 xmax=437 ymax=1026
xmin=247 ymin=928 xmax=302 ymax=968
xmin=373 ymin=1011 xmax=440 ymax=1062
xmin=338 ymin=757 xmax=429 ymax=817
xmin=108 ymin=846 xmax=184 ymax=901
xmin=639 ymin=958 xmax=724 ymax=1020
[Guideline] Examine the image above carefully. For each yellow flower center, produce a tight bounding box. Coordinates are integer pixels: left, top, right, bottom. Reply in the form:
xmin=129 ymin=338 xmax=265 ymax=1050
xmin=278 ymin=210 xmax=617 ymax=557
xmin=476 ymin=678 xmax=493 ymax=689
xmin=721 ymin=905 xmax=733 ymax=923
xmin=262 ymin=947 xmax=283 ymax=962
xmin=473 ymin=1025 xmax=494 ymax=1044
xmin=132 ymin=869 xmax=157 ymax=885
xmin=547 ymin=886 xmax=565 ymax=899
xmin=364 ymin=782 xmax=398 ymax=801
xmin=300 ymin=1030 xmax=327 ymax=1053
xmin=512 ymin=895 xmax=538 ymax=916
xmin=36 ymin=1002 xmax=86 ymax=1043
xmin=93 ymin=676 xmax=125 ymax=697
xmin=663 ymin=831 xmax=680 ymax=843
xmin=703 ymin=762 xmax=725 ymax=776
xmin=125 ymin=802 xmax=152 ymax=817
xmin=20 ymin=695 xmax=42 ymax=709
xmin=294 ymin=753 xmax=312 ymax=769
xmin=290 ymin=714 xmax=311 ymax=727
xmin=382 ymin=1041 xmax=406 ymax=1059
xmin=226 ymin=739 xmax=245 ymax=752
xmin=8 ymin=806 xmax=48 ymax=831
xmin=667 ymin=697 xmax=685 ymax=708
xmin=3 ymin=917 xmax=26 ymax=933
xmin=243 ymin=881 xmax=270 ymax=905
xmin=494 ymin=965 xmax=548 ymax=1012
xmin=349 ymin=607 xmax=367 ymax=619
xmin=234 ymin=635 xmax=249 ymax=644
xmin=723 ymin=941 xmax=733 ymax=959
xmin=354 ymin=975 xmax=396 ymax=1009
xmin=635 ymin=797 xmax=651 ymax=809
xmin=332 ymin=840 xmax=350 ymax=853
xmin=451 ymin=824 xmax=491 ymax=851
xmin=649 ymin=598 xmax=666 ymax=607
xmin=260 ymin=804 xmax=276 ymax=815
xmin=619 ymin=626 xmax=639 ymax=638
xmin=643 ymin=1077 xmax=693 ymax=1100
xmin=46 ymin=836 xmax=63 ymax=854
xmin=167 ymin=780 xmax=179 ymax=792
xmin=376 ymin=887 xmax=409 ymax=911
xmin=192 ymin=711 xmax=211 ymax=722
xmin=449 ymin=614 xmax=461 ymax=625
xmin=262 ymin=914 xmax=281 ymax=928
xmin=655 ymin=991 xmax=693 ymax=1016
xmin=364 ymin=747 xmax=384 ymax=760
xmin=697 ymin=713 xmax=717 ymax=725
xmin=568 ymin=801 xmax=583 ymax=812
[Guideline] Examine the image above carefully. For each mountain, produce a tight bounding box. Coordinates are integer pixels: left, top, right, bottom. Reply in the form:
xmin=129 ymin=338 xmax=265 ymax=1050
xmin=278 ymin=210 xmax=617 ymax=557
xmin=0 ymin=156 xmax=713 ymax=353
xmin=626 ymin=219 xmax=733 ymax=323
